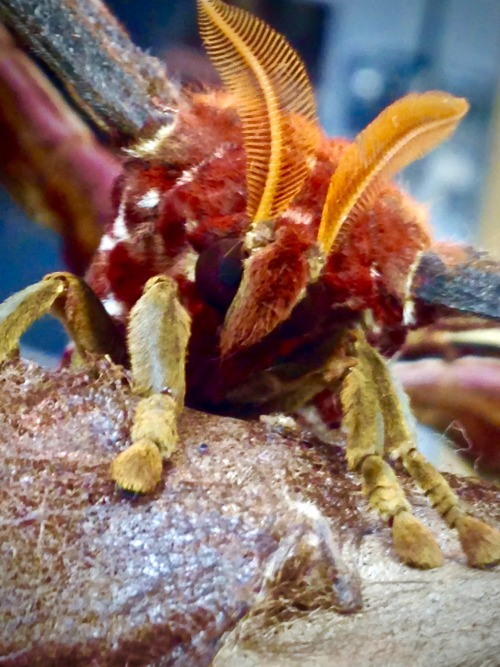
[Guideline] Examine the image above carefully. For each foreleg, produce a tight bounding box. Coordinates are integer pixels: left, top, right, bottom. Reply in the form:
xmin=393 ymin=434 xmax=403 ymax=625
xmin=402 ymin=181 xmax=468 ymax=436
xmin=110 ymin=276 xmax=191 ymax=493
xmin=0 ymin=272 xmax=122 ymax=363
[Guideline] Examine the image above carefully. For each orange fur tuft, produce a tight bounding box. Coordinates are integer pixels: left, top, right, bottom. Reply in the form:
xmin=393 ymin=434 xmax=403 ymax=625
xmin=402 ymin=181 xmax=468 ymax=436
xmin=221 ymin=226 xmax=309 ymax=355
xmin=110 ymin=439 xmax=163 ymax=494
xmin=455 ymin=515 xmax=500 ymax=568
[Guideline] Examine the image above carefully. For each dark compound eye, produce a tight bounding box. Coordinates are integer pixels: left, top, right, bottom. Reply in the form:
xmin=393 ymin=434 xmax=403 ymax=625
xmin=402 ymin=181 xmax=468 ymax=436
xmin=195 ymin=238 xmax=243 ymax=312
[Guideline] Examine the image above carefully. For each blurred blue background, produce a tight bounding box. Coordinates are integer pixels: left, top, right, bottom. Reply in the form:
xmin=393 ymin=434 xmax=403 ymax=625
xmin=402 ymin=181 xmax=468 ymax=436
xmin=1 ymin=0 xmax=499 ymax=361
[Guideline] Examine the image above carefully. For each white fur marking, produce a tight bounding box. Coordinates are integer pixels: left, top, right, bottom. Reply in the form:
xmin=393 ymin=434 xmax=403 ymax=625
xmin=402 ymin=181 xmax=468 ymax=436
xmin=403 ymin=298 xmax=416 ymax=326
xmin=102 ymin=295 xmax=125 ymax=318
xmin=176 ymin=144 xmax=228 ymax=187
xmin=173 ymin=248 xmax=199 ymax=283
xmin=137 ymin=189 xmax=160 ymax=209
xmin=176 ymin=163 xmax=201 ymax=186
xmin=286 ymin=207 xmax=313 ymax=227
xmin=213 ymin=145 xmax=227 ymax=160
xmin=125 ymin=120 xmax=178 ymax=158
xmin=402 ymin=250 xmax=423 ymax=326
xmin=185 ymin=219 xmax=198 ymax=234
xmin=98 ymin=234 xmax=116 ymax=252
xmin=112 ymin=196 xmax=129 ymax=241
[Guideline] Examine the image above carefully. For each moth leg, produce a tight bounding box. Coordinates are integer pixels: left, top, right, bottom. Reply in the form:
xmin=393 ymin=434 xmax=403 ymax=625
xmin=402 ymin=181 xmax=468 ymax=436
xmin=0 ymin=272 xmax=121 ymax=363
xmin=341 ymin=336 xmax=444 ymax=568
xmin=361 ymin=337 xmax=500 ymax=569
xmin=110 ymin=276 xmax=191 ymax=494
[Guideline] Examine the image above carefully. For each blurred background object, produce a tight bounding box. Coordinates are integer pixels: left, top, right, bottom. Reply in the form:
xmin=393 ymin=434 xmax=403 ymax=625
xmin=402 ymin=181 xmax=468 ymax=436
xmin=480 ymin=91 xmax=500 ymax=258
xmin=0 ymin=0 xmax=499 ymax=361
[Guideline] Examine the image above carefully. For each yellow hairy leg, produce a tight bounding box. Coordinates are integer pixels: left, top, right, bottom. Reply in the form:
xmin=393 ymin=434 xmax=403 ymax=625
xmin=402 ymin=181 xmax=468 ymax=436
xmin=0 ymin=272 xmax=121 ymax=363
xmin=363 ymin=340 xmax=500 ymax=568
xmin=344 ymin=331 xmax=500 ymax=569
xmin=340 ymin=335 xmax=443 ymax=569
xmin=110 ymin=276 xmax=191 ymax=494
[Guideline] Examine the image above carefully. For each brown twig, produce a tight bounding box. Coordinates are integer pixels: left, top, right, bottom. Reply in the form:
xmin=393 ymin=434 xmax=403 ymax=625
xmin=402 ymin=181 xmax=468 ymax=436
xmin=0 ymin=0 xmax=177 ymax=138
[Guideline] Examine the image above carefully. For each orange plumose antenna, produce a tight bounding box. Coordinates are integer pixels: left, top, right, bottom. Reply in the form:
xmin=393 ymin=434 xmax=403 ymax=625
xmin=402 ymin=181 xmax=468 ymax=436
xmin=198 ymin=0 xmax=319 ymax=230
xmin=317 ymin=92 xmax=469 ymax=259
xmin=198 ymin=0 xmax=321 ymax=354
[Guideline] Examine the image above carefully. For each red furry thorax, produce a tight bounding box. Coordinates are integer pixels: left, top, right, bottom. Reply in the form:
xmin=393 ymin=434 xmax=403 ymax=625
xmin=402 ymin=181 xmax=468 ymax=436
xmin=86 ymin=91 xmax=431 ymax=409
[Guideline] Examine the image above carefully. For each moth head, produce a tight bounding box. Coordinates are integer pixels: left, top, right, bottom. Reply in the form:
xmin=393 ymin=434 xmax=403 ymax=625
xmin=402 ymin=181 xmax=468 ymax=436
xmin=198 ymin=0 xmax=469 ymax=356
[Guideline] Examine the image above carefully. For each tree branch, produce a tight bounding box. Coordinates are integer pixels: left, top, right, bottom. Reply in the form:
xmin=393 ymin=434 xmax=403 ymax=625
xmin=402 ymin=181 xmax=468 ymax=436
xmin=0 ymin=0 xmax=177 ymax=138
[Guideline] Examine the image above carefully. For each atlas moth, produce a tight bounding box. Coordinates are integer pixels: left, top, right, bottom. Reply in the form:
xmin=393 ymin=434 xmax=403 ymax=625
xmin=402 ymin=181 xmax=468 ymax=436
xmin=1 ymin=0 xmax=499 ymax=570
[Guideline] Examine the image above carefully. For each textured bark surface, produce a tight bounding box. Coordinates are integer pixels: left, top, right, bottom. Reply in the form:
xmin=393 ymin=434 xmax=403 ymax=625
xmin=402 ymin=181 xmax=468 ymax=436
xmin=412 ymin=246 xmax=500 ymax=323
xmin=0 ymin=358 xmax=499 ymax=666
xmin=0 ymin=0 xmax=177 ymax=138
